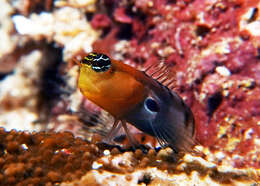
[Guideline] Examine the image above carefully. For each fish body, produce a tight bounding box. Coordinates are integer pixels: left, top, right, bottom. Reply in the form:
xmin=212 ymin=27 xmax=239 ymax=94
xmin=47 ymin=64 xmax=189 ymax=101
xmin=78 ymin=53 xmax=195 ymax=152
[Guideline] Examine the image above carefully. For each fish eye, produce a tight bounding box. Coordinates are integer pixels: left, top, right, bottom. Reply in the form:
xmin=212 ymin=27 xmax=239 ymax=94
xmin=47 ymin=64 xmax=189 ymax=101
xmin=81 ymin=53 xmax=111 ymax=72
xmin=144 ymin=97 xmax=160 ymax=113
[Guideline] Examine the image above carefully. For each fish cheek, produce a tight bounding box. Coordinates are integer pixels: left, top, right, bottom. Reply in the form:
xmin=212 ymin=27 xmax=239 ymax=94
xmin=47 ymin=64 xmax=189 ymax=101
xmin=78 ymin=76 xmax=101 ymax=95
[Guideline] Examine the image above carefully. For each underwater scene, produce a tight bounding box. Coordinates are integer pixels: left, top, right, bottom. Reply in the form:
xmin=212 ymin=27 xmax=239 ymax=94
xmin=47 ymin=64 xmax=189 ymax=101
xmin=0 ymin=0 xmax=259 ymax=185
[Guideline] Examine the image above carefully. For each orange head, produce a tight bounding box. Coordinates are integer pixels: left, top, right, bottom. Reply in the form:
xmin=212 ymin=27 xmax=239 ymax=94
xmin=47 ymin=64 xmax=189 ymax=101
xmin=77 ymin=53 xmax=146 ymax=118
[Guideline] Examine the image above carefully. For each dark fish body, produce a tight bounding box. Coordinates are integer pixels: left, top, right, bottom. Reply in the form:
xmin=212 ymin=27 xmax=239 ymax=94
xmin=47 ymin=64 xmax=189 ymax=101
xmin=123 ymin=72 xmax=196 ymax=152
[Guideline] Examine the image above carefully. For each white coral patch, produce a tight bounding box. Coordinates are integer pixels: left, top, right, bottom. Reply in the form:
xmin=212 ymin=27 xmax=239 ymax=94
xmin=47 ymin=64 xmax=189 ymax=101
xmin=0 ymin=51 xmax=43 ymax=131
xmin=0 ymin=109 xmax=38 ymax=131
xmin=239 ymin=6 xmax=260 ymax=36
xmin=216 ymin=66 xmax=231 ymax=77
xmin=12 ymin=7 xmax=100 ymax=60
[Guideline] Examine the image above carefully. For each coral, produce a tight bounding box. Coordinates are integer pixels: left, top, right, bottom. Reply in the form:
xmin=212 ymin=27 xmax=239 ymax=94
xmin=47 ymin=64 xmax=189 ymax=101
xmin=0 ymin=128 xmax=258 ymax=185
xmin=0 ymin=0 xmax=20 ymax=74
xmin=0 ymin=0 xmax=260 ymax=184
xmin=12 ymin=6 xmax=100 ymax=61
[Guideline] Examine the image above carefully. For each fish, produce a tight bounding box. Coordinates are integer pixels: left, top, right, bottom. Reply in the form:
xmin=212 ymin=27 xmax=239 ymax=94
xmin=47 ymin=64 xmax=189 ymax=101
xmin=77 ymin=52 xmax=196 ymax=153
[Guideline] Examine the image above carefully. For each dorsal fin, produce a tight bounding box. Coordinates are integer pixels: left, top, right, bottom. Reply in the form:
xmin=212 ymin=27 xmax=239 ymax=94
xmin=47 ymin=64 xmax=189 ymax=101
xmin=143 ymin=61 xmax=177 ymax=90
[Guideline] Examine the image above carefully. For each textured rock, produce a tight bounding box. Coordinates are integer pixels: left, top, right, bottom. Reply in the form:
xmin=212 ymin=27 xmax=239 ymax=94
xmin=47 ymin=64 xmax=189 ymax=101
xmin=0 ymin=0 xmax=259 ymax=185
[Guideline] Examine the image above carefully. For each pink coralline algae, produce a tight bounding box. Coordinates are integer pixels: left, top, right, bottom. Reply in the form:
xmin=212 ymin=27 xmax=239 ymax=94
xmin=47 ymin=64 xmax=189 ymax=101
xmin=91 ymin=14 xmax=111 ymax=29
xmin=114 ymin=7 xmax=132 ymax=23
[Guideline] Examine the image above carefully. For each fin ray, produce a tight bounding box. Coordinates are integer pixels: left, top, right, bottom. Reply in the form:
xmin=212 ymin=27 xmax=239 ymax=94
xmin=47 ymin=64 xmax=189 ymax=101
xmin=144 ymin=62 xmax=176 ymax=90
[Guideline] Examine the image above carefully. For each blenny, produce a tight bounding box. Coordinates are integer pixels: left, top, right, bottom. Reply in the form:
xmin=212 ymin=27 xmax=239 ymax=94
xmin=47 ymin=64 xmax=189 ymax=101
xmin=77 ymin=52 xmax=196 ymax=152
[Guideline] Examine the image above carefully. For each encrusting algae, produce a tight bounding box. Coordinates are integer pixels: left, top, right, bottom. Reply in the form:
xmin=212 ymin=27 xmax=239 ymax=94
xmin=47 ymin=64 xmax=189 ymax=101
xmin=0 ymin=128 xmax=259 ymax=185
xmin=0 ymin=0 xmax=260 ymax=185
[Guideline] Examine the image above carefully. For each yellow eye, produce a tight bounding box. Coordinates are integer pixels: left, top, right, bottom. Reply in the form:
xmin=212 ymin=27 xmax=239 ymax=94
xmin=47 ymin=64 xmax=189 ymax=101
xmin=81 ymin=53 xmax=111 ymax=72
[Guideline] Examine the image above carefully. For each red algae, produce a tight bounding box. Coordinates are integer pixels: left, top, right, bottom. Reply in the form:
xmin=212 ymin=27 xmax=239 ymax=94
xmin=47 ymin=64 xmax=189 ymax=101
xmin=86 ymin=0 xmax=260 ymax=169
xmin=114 ymin=7 xmax=132 ymax=24
xmin=0 ymin=1 xmax=260 ymax=185
xmin=91 ymin=14 xmax=111 ymax=29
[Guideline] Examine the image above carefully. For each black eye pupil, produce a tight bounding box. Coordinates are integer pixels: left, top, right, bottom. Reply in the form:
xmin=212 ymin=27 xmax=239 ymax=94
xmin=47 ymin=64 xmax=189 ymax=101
xmin=145 ymin=98 xmax=159 ymax=112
